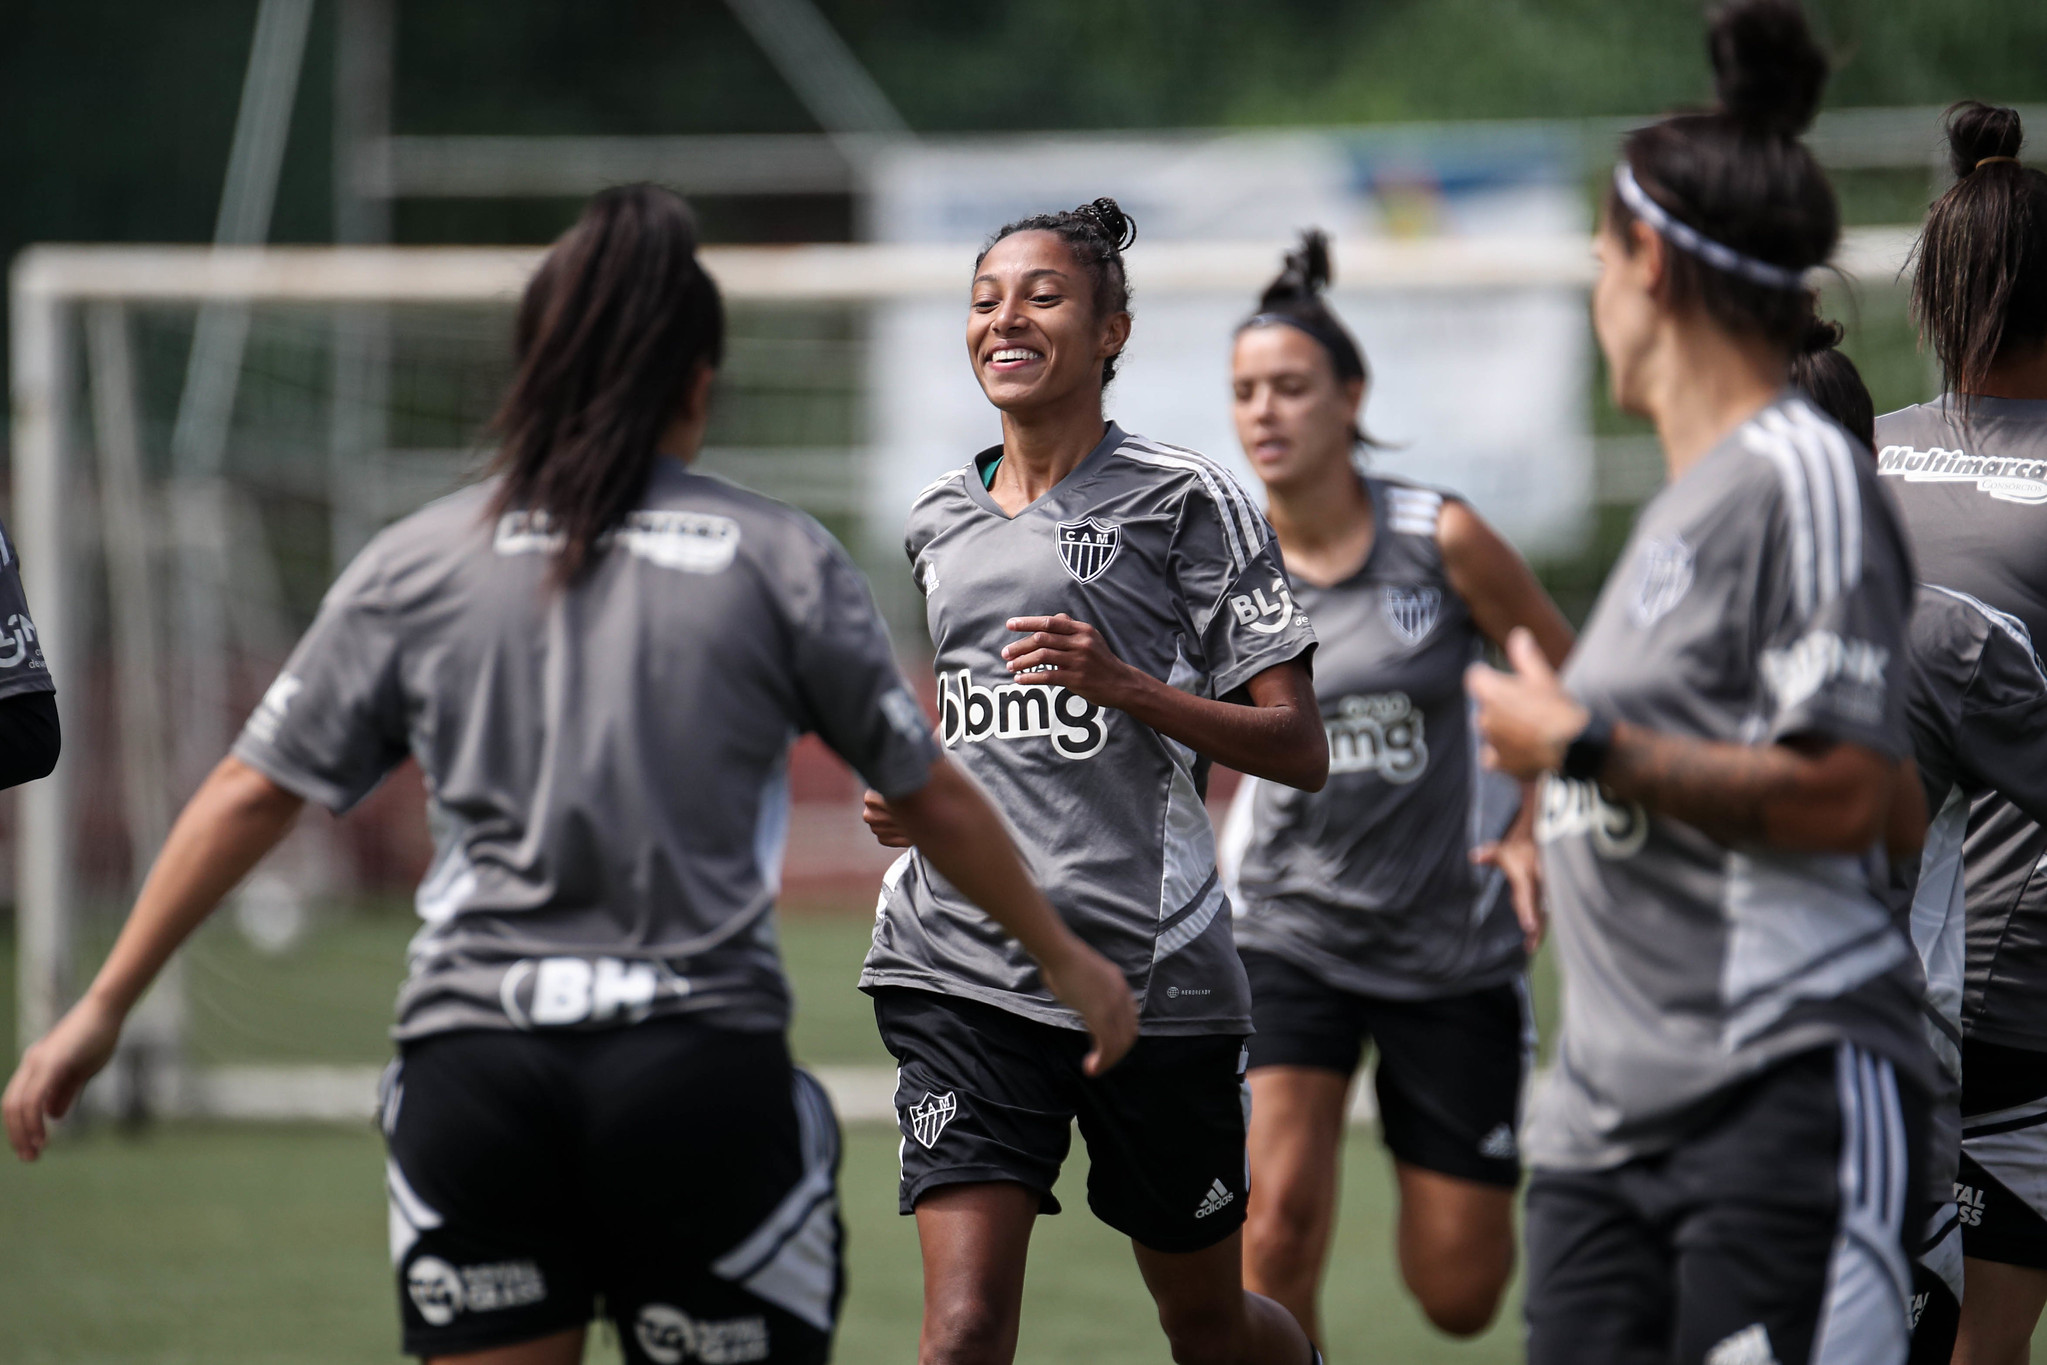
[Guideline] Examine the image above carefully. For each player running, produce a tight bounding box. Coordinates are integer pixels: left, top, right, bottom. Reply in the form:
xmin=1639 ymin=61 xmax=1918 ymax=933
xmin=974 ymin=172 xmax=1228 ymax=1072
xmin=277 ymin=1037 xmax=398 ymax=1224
xmin=1 ymin=185 xmax=1136 ymax=1365
xmin=1468 ymin=5 xmax=1935 ymax=1361
xmin=1218 ymin=231 xmax=1573 ymax=1345
xmin=859 ymin=198 xmax=1327 ymax=1365
xmin=1874 ymin=100 xmax=2047 ymax=1365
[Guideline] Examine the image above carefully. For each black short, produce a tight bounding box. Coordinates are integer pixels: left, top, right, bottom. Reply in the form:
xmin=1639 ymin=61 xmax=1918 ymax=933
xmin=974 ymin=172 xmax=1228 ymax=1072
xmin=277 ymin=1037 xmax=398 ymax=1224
xmin=872 ymin=987 xmax=1249 ymax=1254
xmin=1240 ymin=948 xmax=1529 ymax=1187
xmin=1525 ymin=1044 xmax=1927 ymax=1365
xmin=1957 ymin=1038 xmax=2047 ymax=1268
xmin=383 ymin=1017 xmax=842 ymax=1362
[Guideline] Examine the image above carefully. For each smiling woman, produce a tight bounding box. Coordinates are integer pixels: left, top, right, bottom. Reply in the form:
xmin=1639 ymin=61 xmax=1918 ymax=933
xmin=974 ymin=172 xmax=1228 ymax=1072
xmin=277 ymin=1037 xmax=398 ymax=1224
xmin=856 ymin=198 xmax=1332 ymax=1365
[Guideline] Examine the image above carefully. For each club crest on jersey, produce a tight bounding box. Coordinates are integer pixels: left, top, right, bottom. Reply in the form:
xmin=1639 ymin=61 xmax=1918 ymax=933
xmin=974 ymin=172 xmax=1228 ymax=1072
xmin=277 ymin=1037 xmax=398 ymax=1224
xmin=1056 ymin=518 xmax=1121 ymax=583
xmin=1631 ymin=536 xmax=1694 ymax=628
xmin=1382 ymin=586 xmax=1442 ymax=645
xmin=908 ymin=1091 xmax=958 ymax=1148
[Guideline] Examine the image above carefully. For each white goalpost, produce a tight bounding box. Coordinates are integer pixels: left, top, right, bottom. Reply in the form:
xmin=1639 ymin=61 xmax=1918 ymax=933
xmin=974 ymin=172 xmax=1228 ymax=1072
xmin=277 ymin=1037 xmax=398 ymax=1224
xmin=8 ymin=230 xmax=1915 ymax=1123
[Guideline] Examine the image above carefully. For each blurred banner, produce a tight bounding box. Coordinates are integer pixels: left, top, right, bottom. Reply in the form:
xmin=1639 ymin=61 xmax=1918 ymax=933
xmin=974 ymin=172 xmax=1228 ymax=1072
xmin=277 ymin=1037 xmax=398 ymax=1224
xmin=865 ymin=125 xmax=1593 ymax=558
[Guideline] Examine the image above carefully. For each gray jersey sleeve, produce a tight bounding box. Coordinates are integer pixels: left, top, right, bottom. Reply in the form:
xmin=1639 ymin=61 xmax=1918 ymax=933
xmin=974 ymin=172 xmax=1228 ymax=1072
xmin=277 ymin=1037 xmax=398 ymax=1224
xmin=785 ymin=531 xmax=938 ymax=800
xmin=1170 ymin=485 xmax=1316 ymax=697
xmin=232 ymin=540 xmax=409 ymax=813
xmin=1753 ymin=463 xmax=1912 ymax=759
xmin=1947 ymin=606 xmax=2047 ymax=824
xmin=0 ymin=518 xmax=54 ymax=701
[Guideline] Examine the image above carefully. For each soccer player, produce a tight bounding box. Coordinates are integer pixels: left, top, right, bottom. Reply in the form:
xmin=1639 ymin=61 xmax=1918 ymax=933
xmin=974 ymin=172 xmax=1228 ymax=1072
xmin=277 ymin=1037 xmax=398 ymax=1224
xmin=1873 ymin=101 xmax=2047 ymax=1365
xmin=858 ymin=198 xmax=1327 ymax=1365
xmin=1 ymin=185 xmax=1137 ymax=1365
xmin=0 ymin=516 xmax=59 ymax=789
xmin=1467 ymin=4 xmax=1936 ymax=1361
xmin=1218 ymin=230 xmax=1573 ymax=1344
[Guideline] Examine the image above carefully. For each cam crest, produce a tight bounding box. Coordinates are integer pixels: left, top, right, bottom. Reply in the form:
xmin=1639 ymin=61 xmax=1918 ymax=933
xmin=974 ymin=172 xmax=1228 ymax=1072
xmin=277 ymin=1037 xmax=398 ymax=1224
xmin=1056 ymin=518 xmax=1121 ymax=583
xmin=1631 ymin=536 xmax=1694 ymax=628
xmin=1382 ymin=585 xmax=1442 ymax=645
xmin=908 ymin=1090 xmax=959 ymax=1148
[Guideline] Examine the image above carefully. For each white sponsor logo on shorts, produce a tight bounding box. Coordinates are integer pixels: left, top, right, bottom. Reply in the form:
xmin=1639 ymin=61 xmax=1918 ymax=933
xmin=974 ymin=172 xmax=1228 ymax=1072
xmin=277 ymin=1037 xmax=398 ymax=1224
xmin=1704 ymin=1322 xmax=1778 ymax=1365
xmin=909 ymin=1091 xmax=958 ymax=1148
xmin=1194 ymin=1178 xmax=1236 ymax=1219
xmin=636 ymin=1303 xmax=771 ymax=1364
xmin=1478 ymin=1123 xmax=1517 ymax=1160
xmin=406 ymin=1256 xmax=546 ymax=1326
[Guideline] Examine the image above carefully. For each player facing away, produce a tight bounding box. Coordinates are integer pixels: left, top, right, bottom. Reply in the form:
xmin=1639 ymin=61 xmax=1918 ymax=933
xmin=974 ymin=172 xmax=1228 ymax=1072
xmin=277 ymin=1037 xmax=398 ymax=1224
xmin=1217 ymin=231 xmax=1573 ymax=1346
xmin=0 ymin=185 xmax=1138 ymax=1365
xmin=1468 ymin=4 xmax=1937 ymax=1362
xmin=858 ymin=198 xmax=1328 ymax=1365
xmin=1874 ymin=100 xmax=2047 ymax=1365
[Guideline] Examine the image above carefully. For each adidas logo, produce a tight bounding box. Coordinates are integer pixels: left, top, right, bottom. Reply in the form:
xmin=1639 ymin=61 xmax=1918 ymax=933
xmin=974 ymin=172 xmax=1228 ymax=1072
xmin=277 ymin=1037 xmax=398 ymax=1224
xmin=1704 ymin=1323 xmax=1777 ymax=1365
xmin=1194 ymin=1178 xmax=1235 ymax=1219
xmin=1478 ymin=1123 xmax=1518 ymax=1160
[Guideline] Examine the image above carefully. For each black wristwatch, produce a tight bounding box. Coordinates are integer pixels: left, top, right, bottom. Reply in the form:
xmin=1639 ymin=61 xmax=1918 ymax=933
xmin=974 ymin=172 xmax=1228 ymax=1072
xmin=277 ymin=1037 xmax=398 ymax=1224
xmin=1560 ymin=712 xmax=1614 ymax=782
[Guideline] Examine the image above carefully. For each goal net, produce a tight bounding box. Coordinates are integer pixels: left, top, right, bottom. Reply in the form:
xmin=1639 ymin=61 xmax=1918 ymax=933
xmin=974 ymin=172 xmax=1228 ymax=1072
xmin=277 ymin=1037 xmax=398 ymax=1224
xmin=7 ymin=230 xmax=1911 ymax=1122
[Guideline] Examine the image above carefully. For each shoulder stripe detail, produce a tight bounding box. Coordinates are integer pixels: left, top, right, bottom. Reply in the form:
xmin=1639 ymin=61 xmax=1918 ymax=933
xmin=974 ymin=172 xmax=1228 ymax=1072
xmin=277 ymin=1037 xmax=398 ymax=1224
xmin=1121 ymin=435 xmax=1269 ymax=559
xmin=909 ymin=468 xmax=967 ymax=510
xmin=1386 ymin=487 xmax=1443 ymax=537
xmin=1924 ymin=583 xmax=2047 ymax=687
xmin=1787 ymin=403 xmax=1863 ymax=593
xmin=1118 ymin=443 xmax=1258 ymax=576
xmin=1743 ymin=404 xmax=1864 ymax=617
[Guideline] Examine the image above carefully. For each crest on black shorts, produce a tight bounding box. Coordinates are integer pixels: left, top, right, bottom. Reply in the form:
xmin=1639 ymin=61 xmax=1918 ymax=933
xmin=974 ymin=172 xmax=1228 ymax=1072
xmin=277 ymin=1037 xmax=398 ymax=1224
xmin=1631 ymin=535 xmax=1694 ymax=628
xmin=908 ymin=1090 xmax=958 ymax=1148
xmin=1057 ymin=518 xmax=1121 ymax=583
xmin=1382 ymin=585 xmax=1442 ymax=645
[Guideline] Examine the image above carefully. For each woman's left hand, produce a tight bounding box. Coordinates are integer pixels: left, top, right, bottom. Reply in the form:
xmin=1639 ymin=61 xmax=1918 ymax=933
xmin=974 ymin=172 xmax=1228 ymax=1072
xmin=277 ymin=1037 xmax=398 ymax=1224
xmin=1466 ymin=628 xmax=1590 ymax=781
xmin=1474 ymin=830 xmax=1546 ymax=954
xmin=1002 ymin=614 xmax=1141 ymax=709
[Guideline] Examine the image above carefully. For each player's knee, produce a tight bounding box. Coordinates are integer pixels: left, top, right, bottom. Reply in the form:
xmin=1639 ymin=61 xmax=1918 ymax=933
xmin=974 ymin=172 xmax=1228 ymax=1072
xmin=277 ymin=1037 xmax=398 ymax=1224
xmin=922 ymin=1296 xmax=1016 ymax=1365
xmin=1246 ymin=1189 xmax=1324 ymax=1271
xmin=1156 ymin=1299 xmax=1246 ymax=1365
xmin=1409 ymin=1272 xmax=1507 ymax=1338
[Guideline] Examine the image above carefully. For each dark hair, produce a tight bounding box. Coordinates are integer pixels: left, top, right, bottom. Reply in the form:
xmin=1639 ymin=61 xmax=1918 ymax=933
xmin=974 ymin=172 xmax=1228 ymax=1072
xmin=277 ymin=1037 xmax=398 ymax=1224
xmin=1909 ymin=102 xmax=2047 ymax=413
xmin=1238 ymin=230 xmax=1381 ymax=448
xmin=1788 ymin=315 xmax=1874 ymax=449
xmin=976 ymin=197 xmax=1136 ymax=385
xmin=1606 ymin=0 xmax=1837 ymax=349
xmin=488 ymin=184 xmax=725 ymax=582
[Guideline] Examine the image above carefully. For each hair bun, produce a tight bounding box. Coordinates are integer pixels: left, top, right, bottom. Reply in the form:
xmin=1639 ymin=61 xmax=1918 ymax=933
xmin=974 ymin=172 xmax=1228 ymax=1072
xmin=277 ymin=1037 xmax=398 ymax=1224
xmin=1799 ymin=314 xmax=1844 ymax=354
xmin=1708 ymin=0 xmax=1828 ymax=139
xmin=1259 ymin=229 xmax=1332 ymax=310
xmin=1073 ymin=197 xmax=1137 ymax=251
xmin=1946 ymin=101 xmax=2025 ymax=178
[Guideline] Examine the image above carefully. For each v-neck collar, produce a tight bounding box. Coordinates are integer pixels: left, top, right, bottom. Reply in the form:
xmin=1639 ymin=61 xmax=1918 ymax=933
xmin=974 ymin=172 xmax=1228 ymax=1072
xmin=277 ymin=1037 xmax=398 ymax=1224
xmin=962 ymin=422 xmax=1126 ymax=522
xmin=1286 ymin=467 xmax=1386 ymax=593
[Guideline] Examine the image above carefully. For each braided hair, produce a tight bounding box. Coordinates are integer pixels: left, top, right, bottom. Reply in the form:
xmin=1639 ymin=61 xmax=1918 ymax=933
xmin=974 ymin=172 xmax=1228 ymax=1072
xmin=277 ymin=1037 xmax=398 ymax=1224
xmin=978 ymin=197 xmax=1137 ymax=385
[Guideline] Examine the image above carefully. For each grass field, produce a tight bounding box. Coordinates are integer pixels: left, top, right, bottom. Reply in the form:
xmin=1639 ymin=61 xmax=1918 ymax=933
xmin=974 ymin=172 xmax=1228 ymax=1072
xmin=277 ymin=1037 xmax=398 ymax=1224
xmin=8 ymin=905 xmax=2027 ymax=1363
xmin=0 ymin=906 xmax=1538 ymax=1363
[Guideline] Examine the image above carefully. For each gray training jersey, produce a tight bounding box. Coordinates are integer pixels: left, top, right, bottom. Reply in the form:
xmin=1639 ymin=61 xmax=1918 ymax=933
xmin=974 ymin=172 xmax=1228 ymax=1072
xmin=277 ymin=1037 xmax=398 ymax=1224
xmin=0 ymin=517 xmax=53 ymax=702
xmin=233 ymin=459 xmax=938 ymax=1041
xmin=1224 ymin=475 xmax=1523 ymax=999
xmin=860 ymin=424 xmax=1318 ymax=1036
xmin=1898 ymin=584 xmax=2047 ymax=1087
xmin=1527 ymin=393 xmax=1931 ymax=1172
xmin=1878 ymin=397 xmax=2047 ymax=1053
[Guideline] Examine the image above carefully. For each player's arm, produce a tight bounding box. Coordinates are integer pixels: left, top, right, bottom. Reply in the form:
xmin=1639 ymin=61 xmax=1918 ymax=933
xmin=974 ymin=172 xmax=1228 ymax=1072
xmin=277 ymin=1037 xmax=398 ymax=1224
xmin=880 ymin=757 xmax=1137 ymax=1075
xmin=3 ymin=757 xmax=303 ymax=1160
xmin=999 ymin=615 xmax=1326 ymax=790
xmin=1468 ymin=629 xmax=1895 ymax=853
xmin=1439 ymin=499 xmax=1574 ymax=667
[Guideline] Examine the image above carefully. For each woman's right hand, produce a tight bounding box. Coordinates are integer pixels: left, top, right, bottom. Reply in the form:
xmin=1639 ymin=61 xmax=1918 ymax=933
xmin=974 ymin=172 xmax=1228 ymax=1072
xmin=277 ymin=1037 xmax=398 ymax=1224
xmin=1038 ymin=940 xmax=1139 ymax=1077
xmin=3 ymin=994 xmax=125 ymax=1161
xmin=862 ymin=789 xmax=913 ymax=848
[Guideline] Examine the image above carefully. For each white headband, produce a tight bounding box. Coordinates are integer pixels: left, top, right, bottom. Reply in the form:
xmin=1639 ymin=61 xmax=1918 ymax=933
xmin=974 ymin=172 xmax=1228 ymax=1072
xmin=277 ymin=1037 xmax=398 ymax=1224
xmin=1612 ymin=163 xmax=1808 ymax=292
